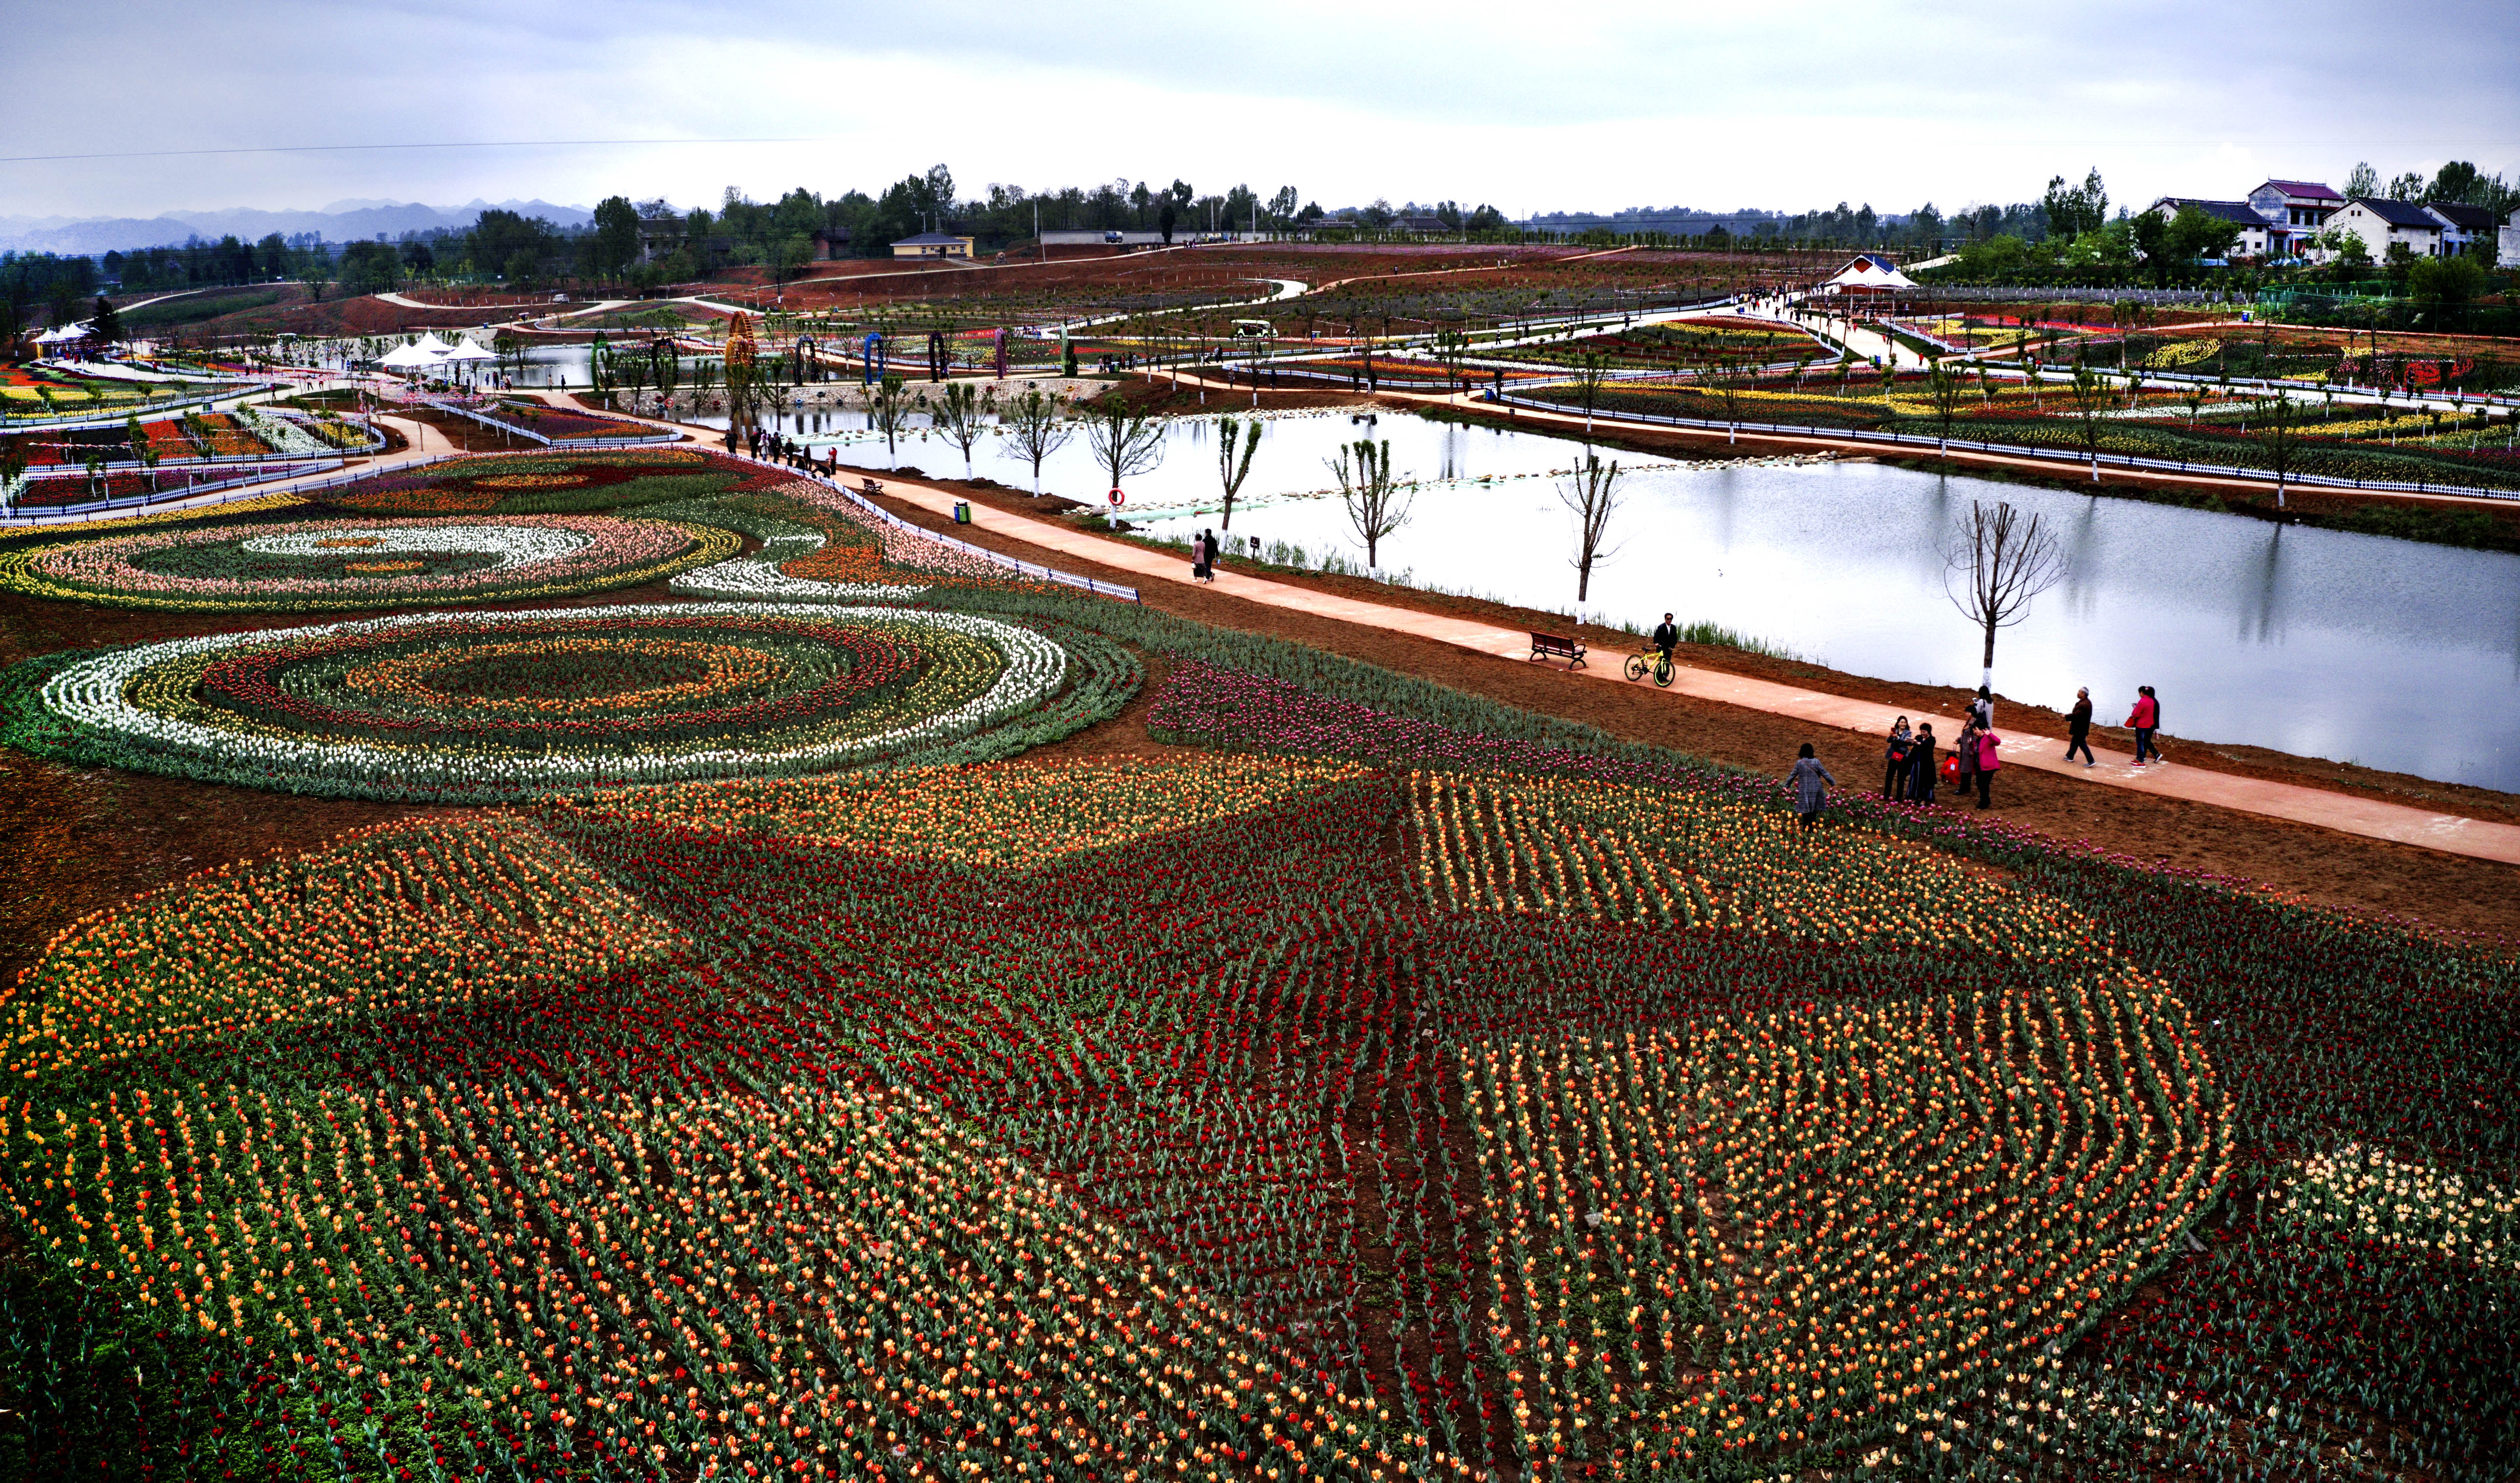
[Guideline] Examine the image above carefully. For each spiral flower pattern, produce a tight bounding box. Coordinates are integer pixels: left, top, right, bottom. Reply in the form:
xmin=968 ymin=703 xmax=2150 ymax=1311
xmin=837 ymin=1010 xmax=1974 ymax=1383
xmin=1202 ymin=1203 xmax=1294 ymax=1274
xmin=12 ymin=602 xmax=1071 ymax=801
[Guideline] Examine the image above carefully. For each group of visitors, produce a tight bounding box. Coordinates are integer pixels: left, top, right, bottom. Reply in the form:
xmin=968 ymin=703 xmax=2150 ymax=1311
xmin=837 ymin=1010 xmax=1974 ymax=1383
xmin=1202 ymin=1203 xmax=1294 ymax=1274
xmin=1789 ymin=682 xmax=2167 ymax=828
xmin=747 ymin=426 xmax=837 ymax=476
xmin=1188 ymin=528 xmax=1222 ymax=583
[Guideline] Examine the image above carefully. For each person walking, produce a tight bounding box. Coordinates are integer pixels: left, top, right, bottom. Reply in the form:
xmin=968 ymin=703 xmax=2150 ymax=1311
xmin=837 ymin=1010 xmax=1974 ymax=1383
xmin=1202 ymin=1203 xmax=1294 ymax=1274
xmin=1908 ymin=723 xmax=1938 ymax=804
xmin=1955 ymin=718 xmax=1981 ymax=799
xmin=1975 ymin=725 xmax=2003 ymax=809
xmin=1200 ymin=528 xmax=1221 ymax=583
xmin=2065 ymin=687 xmax=2095 ymax=766
xmin=2125 ymin=685 xmax=2160 ymax=767
xmin=1788 ymin=743 xmax=1836 ymax=830
xmin=1882 ymin=716 xmax=1913 ymax=801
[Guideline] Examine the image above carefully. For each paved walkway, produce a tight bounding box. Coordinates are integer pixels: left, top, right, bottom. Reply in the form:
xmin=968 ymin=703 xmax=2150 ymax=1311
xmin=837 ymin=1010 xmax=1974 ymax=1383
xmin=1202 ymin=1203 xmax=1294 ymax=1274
xmin=844 ymin=464 xmax=2520 ymax=866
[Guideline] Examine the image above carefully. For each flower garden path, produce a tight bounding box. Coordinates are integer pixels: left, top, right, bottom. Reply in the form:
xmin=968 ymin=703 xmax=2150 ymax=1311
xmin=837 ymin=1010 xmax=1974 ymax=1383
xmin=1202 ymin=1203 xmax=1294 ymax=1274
xmin=857 ymin=461 xmax=2520 ymax=866
xmin=0 ymin=410 xmax=477 ymax=529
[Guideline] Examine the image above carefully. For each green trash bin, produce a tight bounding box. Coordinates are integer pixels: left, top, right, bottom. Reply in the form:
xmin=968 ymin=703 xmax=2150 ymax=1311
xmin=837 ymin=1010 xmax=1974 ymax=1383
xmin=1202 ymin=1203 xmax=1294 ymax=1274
xmin=952 ymin=501 xmax=971 ymax=525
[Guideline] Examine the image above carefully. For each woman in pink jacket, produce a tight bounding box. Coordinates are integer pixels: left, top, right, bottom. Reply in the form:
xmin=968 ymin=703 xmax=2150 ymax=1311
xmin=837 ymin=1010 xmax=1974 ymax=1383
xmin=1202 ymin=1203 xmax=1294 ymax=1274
xmin=2125 ymin=686 xmax=2160 ymax=766
xmin=1974 ymin=727 xmax=2002 ymax=809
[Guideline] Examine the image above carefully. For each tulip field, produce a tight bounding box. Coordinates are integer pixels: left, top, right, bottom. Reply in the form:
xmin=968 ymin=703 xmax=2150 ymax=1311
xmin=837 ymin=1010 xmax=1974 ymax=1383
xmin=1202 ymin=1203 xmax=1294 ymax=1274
xmin=0 ymin=515 xmax=739 ymax=612
xmin=2 ymin=448 xmax=2516 ymax=1480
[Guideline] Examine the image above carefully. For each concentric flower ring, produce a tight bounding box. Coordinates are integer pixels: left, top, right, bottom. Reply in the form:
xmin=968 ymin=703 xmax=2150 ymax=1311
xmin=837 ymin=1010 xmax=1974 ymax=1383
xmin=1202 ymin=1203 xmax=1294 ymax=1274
xmin=13 ymin=602 xmax=1072 ymax=800
xmin=0 ymin=515 xmax=739 ymax=611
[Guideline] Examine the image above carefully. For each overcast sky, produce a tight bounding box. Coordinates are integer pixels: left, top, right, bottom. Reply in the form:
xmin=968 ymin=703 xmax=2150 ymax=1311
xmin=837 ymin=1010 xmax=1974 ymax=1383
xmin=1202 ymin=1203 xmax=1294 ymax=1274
xmin=7 ymin=0 xmax=2517 ymax=223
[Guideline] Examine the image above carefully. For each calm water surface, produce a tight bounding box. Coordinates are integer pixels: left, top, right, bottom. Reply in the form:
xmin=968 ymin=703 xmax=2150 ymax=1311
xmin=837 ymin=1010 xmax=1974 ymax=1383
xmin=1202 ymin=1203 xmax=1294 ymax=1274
xmin=505 ymin=379 xmax=2520 ymax=788
xmin=1114 ymin=418 xmax=2519 ymax=790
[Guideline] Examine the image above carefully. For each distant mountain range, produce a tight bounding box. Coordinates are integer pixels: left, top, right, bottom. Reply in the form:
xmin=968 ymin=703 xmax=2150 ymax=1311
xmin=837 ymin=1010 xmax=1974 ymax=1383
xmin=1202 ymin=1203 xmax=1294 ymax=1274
xmin=0 ymin=199 xmax=596 ymax=256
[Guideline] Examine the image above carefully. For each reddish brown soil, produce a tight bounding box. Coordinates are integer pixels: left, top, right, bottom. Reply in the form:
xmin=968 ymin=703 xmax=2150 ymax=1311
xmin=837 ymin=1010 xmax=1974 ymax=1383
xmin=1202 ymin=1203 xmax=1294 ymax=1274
xmin=851 ymin=460 xmax=2520 ymax=938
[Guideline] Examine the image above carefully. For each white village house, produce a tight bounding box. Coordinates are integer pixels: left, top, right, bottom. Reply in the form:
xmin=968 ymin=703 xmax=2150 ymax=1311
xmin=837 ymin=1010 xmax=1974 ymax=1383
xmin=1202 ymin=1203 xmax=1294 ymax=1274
xmin=2503 ymin=207 xmax=2520 ymax=266
xmin=2144 ymin=198 xmax=2275 ymax=258
xmin=2421 ymin=201 xmax=2499 ymax=258
xmin=2322 ymin=198 xmax=2446 ymax=262
xmin=2244 ymin=179 xmax=2345 ymax=257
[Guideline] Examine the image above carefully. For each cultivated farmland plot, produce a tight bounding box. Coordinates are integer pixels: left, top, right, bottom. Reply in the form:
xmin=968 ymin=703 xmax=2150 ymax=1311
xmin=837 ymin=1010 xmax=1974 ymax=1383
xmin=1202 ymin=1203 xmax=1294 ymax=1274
xmin=0 ymin=445 xmax=2511 ymax=1481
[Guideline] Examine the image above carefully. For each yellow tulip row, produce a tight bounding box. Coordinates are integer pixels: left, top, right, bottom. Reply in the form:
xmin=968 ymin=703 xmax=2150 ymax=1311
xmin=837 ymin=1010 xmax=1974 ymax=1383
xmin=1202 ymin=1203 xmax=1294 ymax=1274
xmin=555 ymin=754 xmax=1372 ymax=873
xmin=1408 ymin=772 xmax=2097 ymax=958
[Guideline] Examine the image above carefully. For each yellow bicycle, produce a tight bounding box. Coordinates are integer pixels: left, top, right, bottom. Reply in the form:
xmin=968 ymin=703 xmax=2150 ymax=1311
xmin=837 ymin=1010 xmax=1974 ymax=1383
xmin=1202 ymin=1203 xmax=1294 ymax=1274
xmin=1623 ymin=648 xmax=1675 ymax=688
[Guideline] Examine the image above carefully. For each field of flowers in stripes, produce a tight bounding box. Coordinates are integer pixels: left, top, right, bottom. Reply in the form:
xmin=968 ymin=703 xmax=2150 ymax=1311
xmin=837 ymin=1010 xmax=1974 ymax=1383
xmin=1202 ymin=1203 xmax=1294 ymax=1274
xmin=0 ymin=441 xmax=2513 ymax=1482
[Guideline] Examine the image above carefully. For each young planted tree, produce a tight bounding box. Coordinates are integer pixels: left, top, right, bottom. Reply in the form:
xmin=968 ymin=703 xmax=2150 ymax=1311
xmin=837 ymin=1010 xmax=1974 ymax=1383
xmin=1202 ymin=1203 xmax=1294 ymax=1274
xmin=1943 ymin=499 xmax=2068 ymax=689
xmin=1557 ymin=450 xmax=1623 ymax=607
xmin=1214 ymin=415 xmax=1261 ymax=530
xmin=1711 ymin=358 xmax=1752 ymax=444
xmin=0 ymin=438 xmax=29 ymax=514
xmin=1926 ymin=359 xmax=1969 ymax=454
xmin=1572 ymin=349 xmax=1613 ymax=433
xmin=995 ymin=386 xmax=1073 ymax=498
xmin=1085 ymin=398 xmax=1165 ymax=500
xmin=2067 ymin=364 xmax=2113 ymax=480
xmin=1327 ymin=437 xmax=1409 ymax=572
xmin=934 ymin=380 xmax=993 ymax=479
xmin=868 ymin=374 xmax=913 ymax=468
xmin=2251 ymin=392 xmax=2307 ymax=509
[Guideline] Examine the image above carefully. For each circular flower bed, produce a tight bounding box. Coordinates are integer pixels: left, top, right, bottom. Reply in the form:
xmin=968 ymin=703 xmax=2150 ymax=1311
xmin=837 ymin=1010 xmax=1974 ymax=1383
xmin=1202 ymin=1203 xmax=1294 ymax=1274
xmin=5 ymin=602 xmax=1074 ymax=800
xmin=0 ymin=515 xmax=740 ymax=612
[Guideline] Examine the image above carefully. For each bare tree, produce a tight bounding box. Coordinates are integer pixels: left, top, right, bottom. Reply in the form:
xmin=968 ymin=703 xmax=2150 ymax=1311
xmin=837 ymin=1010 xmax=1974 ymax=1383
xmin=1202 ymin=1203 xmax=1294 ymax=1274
xmin=1328 ymin=437 xmax=1409 ymax=572
xmin=995 ymin=386 xmax=1072 ymax=497
xmin=1215 ymin=415 xmax=1262 ymax=529
xmin=1558 ymin=449 xmax=1623 ymax=606
xmin=1944 ymin=500 xmax=2069 ymax=689
xmin=1085 ymin=398 xmax=1166 ymax=499
xmin=934 ymin=380 xmax=994 ymax=479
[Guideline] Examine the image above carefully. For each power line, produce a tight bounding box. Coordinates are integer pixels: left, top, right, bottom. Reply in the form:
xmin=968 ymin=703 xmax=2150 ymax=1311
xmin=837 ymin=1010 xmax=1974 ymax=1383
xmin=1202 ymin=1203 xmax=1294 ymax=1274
xmin=0 ymin=137 xmax=841 ymax=165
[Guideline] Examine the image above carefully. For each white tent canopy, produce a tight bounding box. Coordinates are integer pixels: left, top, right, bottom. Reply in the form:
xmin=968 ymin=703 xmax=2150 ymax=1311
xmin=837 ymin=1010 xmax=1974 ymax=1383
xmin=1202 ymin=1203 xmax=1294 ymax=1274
xmin=410 ymin=332 xmax=457 ymax=355
xmin=440 ymin=337 xmax=497 ymax=362
xmin=32 ymin=323 xmax=93 ymax=344
xmin=1819 ymin=254 xmax=1920 ymax=292
xmin=377 ymin=341 xmax=445 ymax=370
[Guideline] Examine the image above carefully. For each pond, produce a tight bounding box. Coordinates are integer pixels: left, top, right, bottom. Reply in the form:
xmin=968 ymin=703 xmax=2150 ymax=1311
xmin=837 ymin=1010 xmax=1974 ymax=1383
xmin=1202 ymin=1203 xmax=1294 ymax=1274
xmin=990 ymin=411 xmax=2513 ymax=791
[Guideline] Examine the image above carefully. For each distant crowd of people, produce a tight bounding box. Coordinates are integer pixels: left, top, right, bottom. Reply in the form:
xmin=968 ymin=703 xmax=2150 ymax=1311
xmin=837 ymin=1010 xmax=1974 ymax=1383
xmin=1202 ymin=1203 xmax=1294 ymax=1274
xmin=1789 ymin=683 xmax=2166 ymax=827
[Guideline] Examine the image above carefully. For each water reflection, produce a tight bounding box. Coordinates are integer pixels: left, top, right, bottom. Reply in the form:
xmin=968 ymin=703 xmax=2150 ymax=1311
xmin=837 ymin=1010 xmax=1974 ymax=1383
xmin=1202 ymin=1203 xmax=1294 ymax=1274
xmin=1125 ymin=430 xmax=2518 ymax=789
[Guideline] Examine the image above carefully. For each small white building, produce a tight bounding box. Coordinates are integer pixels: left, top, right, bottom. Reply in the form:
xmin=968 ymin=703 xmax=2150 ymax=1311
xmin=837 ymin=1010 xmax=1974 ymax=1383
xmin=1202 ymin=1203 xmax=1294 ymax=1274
xmin=2502 ymin=207 xmax=2520 ymax=266
xmin=2423 ymin=201 xmax=2498 ymax=258
xmin=2244 ymin=179 xmax=2344 ymax=257
xmin=2322 ymin=198 xmax=2446 ymax=262
xmin=2146 ymin=198 xmax=2274 ymax=258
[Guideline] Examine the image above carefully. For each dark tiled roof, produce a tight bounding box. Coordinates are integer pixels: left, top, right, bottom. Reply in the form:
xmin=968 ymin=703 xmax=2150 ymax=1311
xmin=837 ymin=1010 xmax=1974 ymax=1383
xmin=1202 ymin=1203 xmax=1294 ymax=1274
xmin=892 ymin=232 xmax=970 ymax=245
xmin=2260 ymin=179 xmax=2343 ymax=201
xmin=2160 ymin=199 xmax=2269 ymax=228
xmin=2352 ymin=198 xmax=2442 ymax=229
xmin=2425 ymin=202 xmax=2496 ymax=231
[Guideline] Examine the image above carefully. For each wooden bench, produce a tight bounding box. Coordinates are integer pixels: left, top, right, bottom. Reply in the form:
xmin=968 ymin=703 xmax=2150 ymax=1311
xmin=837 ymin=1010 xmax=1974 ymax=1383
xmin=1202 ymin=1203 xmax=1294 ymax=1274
xmin=1529 ymin=631 xmax=1586 ymax=668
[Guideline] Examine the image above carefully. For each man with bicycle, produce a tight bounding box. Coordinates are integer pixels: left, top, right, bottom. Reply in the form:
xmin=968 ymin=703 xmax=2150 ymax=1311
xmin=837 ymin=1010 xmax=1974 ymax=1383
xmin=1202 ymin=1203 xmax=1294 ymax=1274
xmin=1651 ymin=613 xmax=1679 ymax=664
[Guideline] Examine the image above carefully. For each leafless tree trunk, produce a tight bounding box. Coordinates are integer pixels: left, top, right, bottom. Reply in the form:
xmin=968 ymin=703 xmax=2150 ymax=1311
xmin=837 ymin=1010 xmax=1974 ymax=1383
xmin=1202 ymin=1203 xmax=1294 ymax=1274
xmin=1086 ymin=400 xmax=1166 ymax=497
xmin=995 ymin=386 xmax=1073 ymax=497
xmin=1572 ymin=350 xmax=1612 ymax=434
xmin=1328 ymin=437 xmax=1409 ymax=571
xmin=1943 ymin=499 xmax=2068 ymax=689
xmin=1558 ymin=450 xmax=1623 ymax=605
